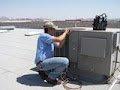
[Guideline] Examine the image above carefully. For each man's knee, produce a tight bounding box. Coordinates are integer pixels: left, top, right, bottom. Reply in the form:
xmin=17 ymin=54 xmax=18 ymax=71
xmin=61 ymin=57 xmax=69 ymax=67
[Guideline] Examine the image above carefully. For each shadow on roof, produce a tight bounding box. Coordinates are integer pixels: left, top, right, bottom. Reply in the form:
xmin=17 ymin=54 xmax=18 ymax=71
xmin=16 ymin=74 xmax=54 ymax=87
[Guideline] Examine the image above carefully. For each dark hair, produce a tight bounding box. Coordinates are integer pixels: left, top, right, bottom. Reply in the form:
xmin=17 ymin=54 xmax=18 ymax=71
xmin=44 ymin=28 xmax=48 ymax=33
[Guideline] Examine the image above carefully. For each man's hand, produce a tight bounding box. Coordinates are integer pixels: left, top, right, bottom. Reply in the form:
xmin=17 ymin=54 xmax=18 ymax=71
xmin=65 ymin=29 xmax=72 ymax=36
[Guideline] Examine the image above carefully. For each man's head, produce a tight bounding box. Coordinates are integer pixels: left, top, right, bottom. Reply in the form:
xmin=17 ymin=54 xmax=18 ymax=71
xmin=43 ymin=22 xmax=58 ymax=35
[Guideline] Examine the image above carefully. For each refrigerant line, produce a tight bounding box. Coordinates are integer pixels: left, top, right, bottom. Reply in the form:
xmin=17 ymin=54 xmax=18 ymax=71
xmin=108 ymin=74 xmax=120 ymax=90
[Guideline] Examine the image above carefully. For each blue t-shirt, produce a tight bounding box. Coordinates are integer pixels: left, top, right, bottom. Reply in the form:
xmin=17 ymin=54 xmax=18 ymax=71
xmin=35 ymin=33 xmax=55 ymax=64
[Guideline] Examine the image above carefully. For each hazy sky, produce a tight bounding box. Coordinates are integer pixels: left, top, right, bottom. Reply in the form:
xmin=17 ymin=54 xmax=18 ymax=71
xmin=0 ymin=0 xmax=120 ymax=20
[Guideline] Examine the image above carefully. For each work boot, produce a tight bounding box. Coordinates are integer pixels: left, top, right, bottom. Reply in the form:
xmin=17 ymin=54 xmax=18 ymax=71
xmin=38 ymin=70 xmax=48 ymax=80
xmin=46 ymin=77 xmax=62 ymax=85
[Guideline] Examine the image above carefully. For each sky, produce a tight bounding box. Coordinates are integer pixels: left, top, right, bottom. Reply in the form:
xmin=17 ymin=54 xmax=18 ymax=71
xmin=0 ymin=0 xmax=120 ymax=20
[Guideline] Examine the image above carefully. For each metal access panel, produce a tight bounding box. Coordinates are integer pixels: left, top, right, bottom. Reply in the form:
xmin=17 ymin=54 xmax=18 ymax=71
xmin=81 ymin=37 xmax=106 ymax=58
xmin=77 ymin=30 xmax=120 ymax=76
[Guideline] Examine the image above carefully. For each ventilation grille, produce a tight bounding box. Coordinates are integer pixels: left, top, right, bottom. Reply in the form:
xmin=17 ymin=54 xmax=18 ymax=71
xmin=54 ymin=30 xmax=69 ymax=57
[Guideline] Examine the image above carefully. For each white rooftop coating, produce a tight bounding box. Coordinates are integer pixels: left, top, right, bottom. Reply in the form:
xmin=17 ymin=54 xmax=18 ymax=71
xmin=84 ymin=27 xmax=120 ymax=33
xmin=0 ymin=28 xmax=120 ymax=90
xmin=57 ymin=27 xmax=120 ymax=33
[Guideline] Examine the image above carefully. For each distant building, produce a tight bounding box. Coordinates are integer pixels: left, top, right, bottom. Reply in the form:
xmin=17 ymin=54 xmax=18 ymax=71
xmin=65 ymin=19 xmax=81 ymax=22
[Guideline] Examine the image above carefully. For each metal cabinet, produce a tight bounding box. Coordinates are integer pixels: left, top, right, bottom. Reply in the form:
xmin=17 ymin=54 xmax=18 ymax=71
xmin=54 ymin=28 xmax=120 ymax=78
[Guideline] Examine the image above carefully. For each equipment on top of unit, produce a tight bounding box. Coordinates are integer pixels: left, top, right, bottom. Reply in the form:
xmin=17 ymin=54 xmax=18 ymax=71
xmin=93 ymin=13 xmax=107 ymax=30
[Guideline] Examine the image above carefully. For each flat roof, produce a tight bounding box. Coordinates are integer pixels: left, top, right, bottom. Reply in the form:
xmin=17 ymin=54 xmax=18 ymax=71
xmin=0 ymin=28 xmax=120 ymax=90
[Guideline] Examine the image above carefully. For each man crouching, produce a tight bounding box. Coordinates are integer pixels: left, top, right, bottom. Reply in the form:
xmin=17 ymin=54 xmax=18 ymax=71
xmin=35 ymin=22 xmax=70 ymax=85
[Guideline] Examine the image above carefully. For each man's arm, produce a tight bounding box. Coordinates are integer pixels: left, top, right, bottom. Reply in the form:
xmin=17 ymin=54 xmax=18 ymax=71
xmin=53 ymin=29 xmax=70 ymax=47
xmin=59 ymin=39 xmax=65 ymax=48
xmin=54 ymin=39 xmax=65 ymax=48
xmin=53 ymin=29 xmax=70 ymax=42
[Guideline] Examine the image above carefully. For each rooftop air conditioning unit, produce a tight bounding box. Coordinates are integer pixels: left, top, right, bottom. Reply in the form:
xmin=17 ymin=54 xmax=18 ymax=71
xmin=54 ymin=28 xmax=120 ymax=83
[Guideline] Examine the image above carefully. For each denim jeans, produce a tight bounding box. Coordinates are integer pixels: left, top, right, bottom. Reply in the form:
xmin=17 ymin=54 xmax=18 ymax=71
xmin=37 ymin=57 xmax=69 ymax=80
